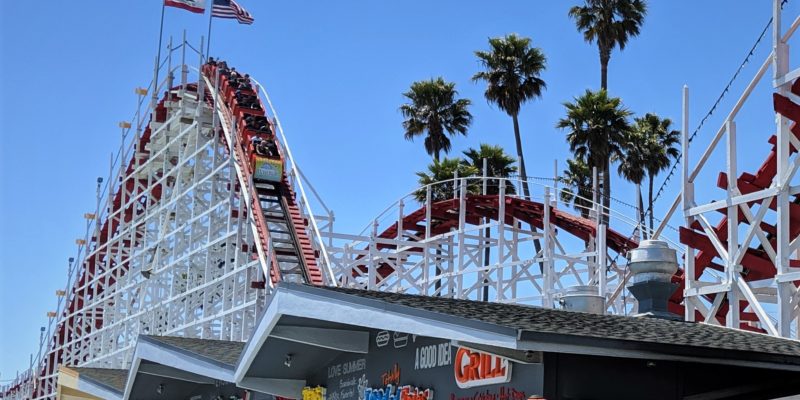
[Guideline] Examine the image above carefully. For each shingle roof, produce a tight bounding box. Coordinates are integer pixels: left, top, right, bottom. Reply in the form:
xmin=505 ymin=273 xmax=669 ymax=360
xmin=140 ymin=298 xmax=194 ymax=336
xmin=311 ymin=285 xmax=800 ymax=359
xmin=141 ymin=335 xmax=245 ymax=367
xmin=71 ymin=367 xmax=128 ymax=393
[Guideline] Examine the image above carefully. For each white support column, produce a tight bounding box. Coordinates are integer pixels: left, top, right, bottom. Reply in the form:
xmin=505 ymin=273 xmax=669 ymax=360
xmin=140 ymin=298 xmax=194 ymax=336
xmin=726 ymin=121 xmax=740 ymax=329
xmin=774 ymin=0 xmax=795 ymax=337
xmin=553 ymin=159 xmax=559 ymax=209
xmin=453 ymin=170 xmax=459 ymax=199
xmin=368 ymin=220 xmax=378 ymax=291
xmin=543 ymin=187 xmax=553 ymax=308
xmin=457 ymin=179 xmax=467 ymax=298
xmin=496 ymin=180 xmax=506 ymax=301
xmin=424 ymin=185 xmax=432 ymax=295
xmin=598 ymin=223 xmax=607 ymax=309
xmin=682 ymin=85 xmax=697 ymax=322
xmin=397 ymin=200 xmax=404 ymax=242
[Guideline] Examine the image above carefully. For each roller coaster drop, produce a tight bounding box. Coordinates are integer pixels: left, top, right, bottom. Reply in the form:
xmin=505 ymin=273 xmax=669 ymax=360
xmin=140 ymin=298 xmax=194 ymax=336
xmin=4 ymin=3 xmax=800 ymax=398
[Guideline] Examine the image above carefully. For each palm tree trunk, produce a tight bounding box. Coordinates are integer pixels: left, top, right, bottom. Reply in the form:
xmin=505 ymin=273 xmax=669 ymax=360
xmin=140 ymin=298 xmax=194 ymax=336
xmin=637 ymin=183 xmax=646 ymax=240
xmin=600 ymin=47 xmax=610 ymax=91
xmin=648 ymin=173 xmax=655 ymax=232
xmin=602 ymin=157 xmax=611 ymax=226
xmin=512 ymin=114 xmax=531 ymax=199
xmin=512 ymin=113 xmax=545 ymax=271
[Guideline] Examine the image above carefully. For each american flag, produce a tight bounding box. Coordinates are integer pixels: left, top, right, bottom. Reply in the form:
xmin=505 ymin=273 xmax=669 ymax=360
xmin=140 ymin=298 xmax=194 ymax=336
xmin=212 ymin=0 xmax=254 ymax=25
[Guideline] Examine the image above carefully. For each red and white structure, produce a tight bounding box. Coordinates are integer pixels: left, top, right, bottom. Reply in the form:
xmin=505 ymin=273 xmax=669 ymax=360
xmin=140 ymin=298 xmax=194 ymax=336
xmin=2 ymin=2 xmax=800 ymax=399
xmin=668 ymin=3 xmax=800 ymax=337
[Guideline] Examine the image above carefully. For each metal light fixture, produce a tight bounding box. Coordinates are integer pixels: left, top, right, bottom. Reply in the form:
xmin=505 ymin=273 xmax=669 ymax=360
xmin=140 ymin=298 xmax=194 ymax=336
xmin=284 ymin=353 xmax=293 ymax=368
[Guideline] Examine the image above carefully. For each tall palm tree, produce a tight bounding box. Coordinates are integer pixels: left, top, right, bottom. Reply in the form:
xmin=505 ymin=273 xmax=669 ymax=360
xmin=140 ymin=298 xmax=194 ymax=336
xmin=568 ymin=0 xmax=647 ymax=90
xmin=617 ymin=130 xmax=648 ymax=238
xmin=559 ymin=158 xmax=594 ymax=220
xmin=461 ymin=144 xmax=517 ymax=301
xmin=473 ymin=34 xmax=547 ymax=200
xmin=462 ymin=144 xmax=517 ymax=195
xmin=415 ymin=158 xmax=480 ymax=203
xmin=635 ymin=113 xmax=680 ymax=231
xmin=400 ymin=78 xmax=473 ymax=162
xmin=557 ymin=89 xmax=632 ymax=225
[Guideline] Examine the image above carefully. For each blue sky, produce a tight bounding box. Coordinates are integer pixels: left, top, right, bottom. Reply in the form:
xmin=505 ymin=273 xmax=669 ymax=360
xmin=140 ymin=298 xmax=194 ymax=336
xmin=2 ymin=0 xmax=799 ymax=381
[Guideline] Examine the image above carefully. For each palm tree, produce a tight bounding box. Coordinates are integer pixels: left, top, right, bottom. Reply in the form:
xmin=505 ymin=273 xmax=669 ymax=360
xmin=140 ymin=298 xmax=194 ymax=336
xmin=415 ymin=158 xmax=480 ymax=203
xmin=635 ymin=113 xmax=680 ymax=231
xmin=557 ymin=89 xmax=632 ymax=225
xmin=568 ymin=0 xmax=647 ymax=90
xmin=401 ymin=78 xmax=473 ymax=162
xmin=559 ymin=158 xmax=594 ymax=220
xmin=461 ymin=144 xmax=517 ymax=301
xmin=473 ymin=34 xmax=546 ymax=200
xmin=462 ymin=144 xmax=517 ymax=195
xmin=617 ymin=130 xmax=648 ymax=238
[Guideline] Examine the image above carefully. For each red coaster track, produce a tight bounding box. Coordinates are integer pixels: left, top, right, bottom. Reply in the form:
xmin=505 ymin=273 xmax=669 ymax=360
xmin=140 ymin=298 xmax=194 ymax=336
xmin=200 ymin=61 xmax=323 ymax=286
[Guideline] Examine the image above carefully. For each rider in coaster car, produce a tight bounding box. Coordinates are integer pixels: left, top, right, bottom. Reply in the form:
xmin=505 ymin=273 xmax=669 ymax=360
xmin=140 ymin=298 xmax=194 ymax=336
xmin=251 ymin=136 xmax=266 ymax=156
xmin=235 ymin=93 xmax=255 ymax=110
xmin=244 ymin=115 xmax=271 ymax=134
xmin=255 ymin=118 xmax=271 ymax=133
xmin=246 ymin=95 xmax=262 ymax=110
xmin=245 ymin=115 xmax=271 ymax=134
xmin=208 ymin=57 xmax=217 ymax=66
xmin=255 ymin=139 xmax=273 ymax=157
xmin=264 ymin=139 xmax=278 ymax=157
xmin=232 ymin=74 xmax=252 ymax=91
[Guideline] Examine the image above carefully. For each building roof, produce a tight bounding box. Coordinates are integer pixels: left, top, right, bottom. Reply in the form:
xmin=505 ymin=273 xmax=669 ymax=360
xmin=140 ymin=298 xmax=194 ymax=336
xmin=307 ymin=285 xmax=800 ymax=361
xmin=70 ymin=367 xmax=128 ymax=394
xmin=140 ymin=335 xmax=245 ymax=367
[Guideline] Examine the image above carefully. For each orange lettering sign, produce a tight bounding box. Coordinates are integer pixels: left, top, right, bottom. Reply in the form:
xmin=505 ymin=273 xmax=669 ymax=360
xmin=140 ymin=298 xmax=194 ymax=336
xmin=453 ymin=347 xmax=511 ymax=389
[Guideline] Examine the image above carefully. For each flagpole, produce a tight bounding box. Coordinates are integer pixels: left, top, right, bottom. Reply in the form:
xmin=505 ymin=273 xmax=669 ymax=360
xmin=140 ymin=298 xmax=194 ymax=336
xmin=205 ymin=1 xmax=214 ymax=59
xmin=153 ymin=1 xmax=166 ymax=106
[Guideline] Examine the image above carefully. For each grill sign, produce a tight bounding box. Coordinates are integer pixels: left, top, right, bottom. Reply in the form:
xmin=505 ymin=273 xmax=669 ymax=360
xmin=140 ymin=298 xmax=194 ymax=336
xmin=454 ymin=348 xmax=511 ymax=389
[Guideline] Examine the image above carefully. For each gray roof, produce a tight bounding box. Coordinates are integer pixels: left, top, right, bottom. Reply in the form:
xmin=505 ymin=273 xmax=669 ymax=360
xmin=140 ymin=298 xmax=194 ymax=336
xmin=303 ymin=285 xmax=800 ymax=361
xmin=71 ymin=367 xmax=128 ymax=393
xmin=141 ymin=335 xmax=245 ymax=367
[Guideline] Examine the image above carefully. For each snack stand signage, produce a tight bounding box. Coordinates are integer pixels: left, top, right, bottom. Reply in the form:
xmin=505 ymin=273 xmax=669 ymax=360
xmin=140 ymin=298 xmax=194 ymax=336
xmin=306 ymin=331 xmax=543 ymax=400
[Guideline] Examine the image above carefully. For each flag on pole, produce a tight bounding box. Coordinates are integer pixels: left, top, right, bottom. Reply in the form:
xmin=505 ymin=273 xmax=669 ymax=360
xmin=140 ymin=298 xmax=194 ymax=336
xmin=165 ymin=0 xmax=206 ymax=14
xmin=212 ymin=0 xmax=254 ymax=24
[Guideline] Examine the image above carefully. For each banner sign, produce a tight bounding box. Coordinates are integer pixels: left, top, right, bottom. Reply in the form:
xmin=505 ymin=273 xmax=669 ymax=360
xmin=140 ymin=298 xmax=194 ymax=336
xmin=254 ymin=156 xmax=283 ymax=182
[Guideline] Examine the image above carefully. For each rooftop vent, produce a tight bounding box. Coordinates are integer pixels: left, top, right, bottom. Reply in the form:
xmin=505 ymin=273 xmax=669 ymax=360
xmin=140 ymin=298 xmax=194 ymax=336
xmin=627 ymin=240 xmax=681 ymax=320
xmin=559 ymin=285 xmax=606 ymax=314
